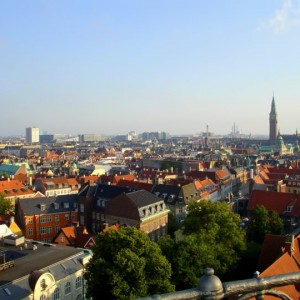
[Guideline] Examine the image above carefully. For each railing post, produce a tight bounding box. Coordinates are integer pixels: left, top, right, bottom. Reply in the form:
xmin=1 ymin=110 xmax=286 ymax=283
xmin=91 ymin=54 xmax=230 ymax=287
xmin=198 ymin=268 xmax=224 ymax=300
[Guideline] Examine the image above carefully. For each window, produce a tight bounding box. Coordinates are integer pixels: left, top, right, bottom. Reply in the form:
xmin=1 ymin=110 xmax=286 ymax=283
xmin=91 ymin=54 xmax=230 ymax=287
xmin=80 ymin=204 xmax=84 ymax=213
xmin=65 ymin=282 xmax=71 ymax=295
xmin=80 ymin=216 xmax=85 ymax=225
xmin=55 ymin=225 xmax=60 ymax=233
xmin=28 ymin=228 xmax=33 ymax=236
xmin=65 ymin=214 xmax=69 ymax=221
xmin=71 ymin=213 xmax=75 ymax=220
xmin=47 ymin=215 xmax=52 ymax=222
xmin=40 ymin=295 xmax=46 ymax=300
xmin=40 ymin=279 xmax=47 ymax=289
xmin=55 ymin=215 xmax=59 ymax=222
xmin=178 ymin=207 xmax=183 ymax=213
xmin=40 ymin=216 xmax=47 ymax=223
xmin=48 ymin=227 xmax=52 ymax=234
xmin=40 ymin=227 xmax=47 ymax=235
xmin=53 ymin=287 xmax=60 ymax=299
xmin=28 ymin=218 xmax=33 ymax=224
xmin=76 ymin=277 xmax=82 ymax=289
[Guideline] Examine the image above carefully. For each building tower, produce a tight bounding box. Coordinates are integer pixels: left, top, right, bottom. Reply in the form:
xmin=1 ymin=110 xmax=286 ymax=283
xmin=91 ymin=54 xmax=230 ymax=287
xmin=205 ymin=124 xmax=210 ymax=147
xmin=26 ymin=127 xmax=40 ymax=144
xmin=269 ymin=96 xmax=278 ymax=145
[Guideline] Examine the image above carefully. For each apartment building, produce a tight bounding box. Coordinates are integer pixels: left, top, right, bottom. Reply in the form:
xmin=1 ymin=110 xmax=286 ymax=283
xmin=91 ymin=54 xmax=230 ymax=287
xmin=15 ymin=195 xmax=78 ymax=242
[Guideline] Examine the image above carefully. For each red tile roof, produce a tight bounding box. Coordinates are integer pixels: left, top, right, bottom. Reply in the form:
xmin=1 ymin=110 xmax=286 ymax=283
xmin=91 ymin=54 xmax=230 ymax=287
xmin=257 ymin=234 xmax=286 ymax=272
xmin=0 ymin=179 xmax=35 ymax=197
xmin=259 ymin=252 xmax=300 ymax=299
xmin=248 ymin=190 xmax=300 ymax=216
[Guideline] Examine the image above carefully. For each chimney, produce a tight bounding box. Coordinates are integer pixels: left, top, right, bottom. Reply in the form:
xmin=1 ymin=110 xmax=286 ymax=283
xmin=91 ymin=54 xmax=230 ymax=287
xmin=284 ymin=235 xmax=294 ymax=256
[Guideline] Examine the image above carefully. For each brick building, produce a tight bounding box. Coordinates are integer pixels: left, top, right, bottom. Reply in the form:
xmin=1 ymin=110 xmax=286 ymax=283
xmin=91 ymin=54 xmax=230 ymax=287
xmin=105 ymin=190 xmax=169 ymax=241
xmin=15 ymin=195 xmax=78 ymax=242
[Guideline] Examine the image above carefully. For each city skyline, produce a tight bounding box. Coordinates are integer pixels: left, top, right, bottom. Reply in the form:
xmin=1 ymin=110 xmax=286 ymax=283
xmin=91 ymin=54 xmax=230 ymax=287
xmin=1 ymin=1 xmax=300 ymax=136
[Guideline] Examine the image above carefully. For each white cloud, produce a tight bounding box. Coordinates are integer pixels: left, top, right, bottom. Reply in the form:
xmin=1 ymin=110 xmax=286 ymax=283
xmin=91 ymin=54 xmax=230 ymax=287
xmin=263 ymin=0 xmax=300 ymax=34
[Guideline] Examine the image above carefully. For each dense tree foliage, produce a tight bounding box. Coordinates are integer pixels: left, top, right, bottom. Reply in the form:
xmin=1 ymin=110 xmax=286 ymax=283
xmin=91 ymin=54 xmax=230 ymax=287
xmin=158 ymin=200 xmax=246 ymax=289
xmin=0 ymin=193 xmax=14 ymax=215
xmin=247 ymin=205 xmax=284 ymax=243
xmin=84 ymin=227 xmax=174 ymax=300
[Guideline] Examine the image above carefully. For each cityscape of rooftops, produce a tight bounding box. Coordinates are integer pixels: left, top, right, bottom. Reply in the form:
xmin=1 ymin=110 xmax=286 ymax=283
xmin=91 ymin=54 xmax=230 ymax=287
xmin=1 ymin=2 xmax=300 ymax=299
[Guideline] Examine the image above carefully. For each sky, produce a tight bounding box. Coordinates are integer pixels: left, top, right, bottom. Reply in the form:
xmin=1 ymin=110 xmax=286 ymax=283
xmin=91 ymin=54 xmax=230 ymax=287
xmin=1 ymin=0 xmax=300 ymax=136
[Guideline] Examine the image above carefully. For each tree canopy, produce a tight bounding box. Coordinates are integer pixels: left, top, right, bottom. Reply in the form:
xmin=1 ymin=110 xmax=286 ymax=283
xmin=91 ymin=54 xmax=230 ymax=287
xmin=158 ymin=200 xmax=246 ymax=289
xmin=84 ymin=227 xmax=174 ymax=300
xmin=0 ymin=193 xmax=14 ymax=215
xmin=247 ymin=205 xmax=284 ymax=243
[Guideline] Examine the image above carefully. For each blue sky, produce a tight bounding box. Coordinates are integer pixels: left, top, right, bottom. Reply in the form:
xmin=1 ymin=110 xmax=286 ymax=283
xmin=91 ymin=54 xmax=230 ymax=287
xmin=1 ymin=0 xmax=300 ymax=136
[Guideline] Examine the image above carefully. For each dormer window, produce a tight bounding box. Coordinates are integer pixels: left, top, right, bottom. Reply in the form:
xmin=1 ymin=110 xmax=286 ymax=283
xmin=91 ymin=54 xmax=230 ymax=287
xmin=40 ymin=279 xmax=47 ymax=290
xmin=286 ymin=206 xmax=292 ymax=212
xmin=54 ymin=203 xmax=59 ymax=209
xmin=40 ymin=204 xmax=46 ymax=211
xmin=64 ymin=202 xmax=69 ymax=209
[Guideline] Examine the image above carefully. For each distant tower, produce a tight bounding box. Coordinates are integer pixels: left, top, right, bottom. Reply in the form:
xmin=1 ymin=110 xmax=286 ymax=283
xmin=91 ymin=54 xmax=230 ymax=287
xmin=26 ymin=127 xmax=40 ymax=144
xmin=205 ymin=125 xmax=209 ymax=147
xmin=269 ymin=96 xmax=278 ymax=145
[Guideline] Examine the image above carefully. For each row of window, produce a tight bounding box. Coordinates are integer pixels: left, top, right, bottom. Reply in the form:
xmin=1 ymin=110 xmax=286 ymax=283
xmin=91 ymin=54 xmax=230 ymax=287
xmin=28 ymin=225 xmax=61 ymax=236
xmin=51 ymin=277 xmax=82 ymax=300
xmin=92 ymin=212 xmax=105 ymax=221
xmin=28 ymin=213 xmax=76 ymax=224
xmin=47 ymin=189 xmax=70 ymax=196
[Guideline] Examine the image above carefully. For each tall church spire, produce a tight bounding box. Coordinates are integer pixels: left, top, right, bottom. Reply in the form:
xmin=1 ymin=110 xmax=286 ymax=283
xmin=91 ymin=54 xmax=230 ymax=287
xmin=269 ymin=95 xmax=278 ymax=145
xmin=271 ymin=95 xmax=277 ymax=115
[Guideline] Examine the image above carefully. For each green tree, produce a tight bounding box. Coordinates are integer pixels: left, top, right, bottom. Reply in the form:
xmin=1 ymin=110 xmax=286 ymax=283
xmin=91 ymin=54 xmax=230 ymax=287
xmin=158 ymin=200 xmax=246 ymax=289
xmin=0 ymin=173 xmax=8 ymax=179
xmin=167 ymin=212 xmax=178 ymax=237
xmin=0 ymin=193 xmax=14 ymax=215
xmin=84 ymin=227 xmax=174 ymax=300
xmin=247 ymin=205 xmax=284 ymax=243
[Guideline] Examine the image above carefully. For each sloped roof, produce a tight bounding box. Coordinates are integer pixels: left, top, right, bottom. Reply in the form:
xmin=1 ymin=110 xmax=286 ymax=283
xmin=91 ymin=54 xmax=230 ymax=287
xmin=257 ymin=234 xmax=286 ymax=272
xmin=94 ymin=184 xmax=136 ymax=199
xmin=259 ymin=252 xmax=300 ymax=299
xmin=18 ymin=194 xmax=77 ymax=216
xmin=75 ymin=234 xmax=96 ymax=249
xmin=0 ymin=164 xmax=20 ymax=176
xmin=0 ymin=179 xmax=35 ymax=197
xmin=116 ymin=179 xmax=154 ymax=192
xmin=126 ymin=190 xmax=163 ymax=208
xmin=248 ymin=190 xmax=300 ymax=216
xmin=0 ymin=224 xmax=14 ymax=238
xmin=61 ymin=226 xmax=76 ymax=245
xmin=106 ymin=190 xmax=164 ymax=221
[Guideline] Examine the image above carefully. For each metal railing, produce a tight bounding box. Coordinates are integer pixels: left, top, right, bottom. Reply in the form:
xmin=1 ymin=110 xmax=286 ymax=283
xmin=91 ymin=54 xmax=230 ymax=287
xmin=138 ymin=268 xmax=300 ymax=300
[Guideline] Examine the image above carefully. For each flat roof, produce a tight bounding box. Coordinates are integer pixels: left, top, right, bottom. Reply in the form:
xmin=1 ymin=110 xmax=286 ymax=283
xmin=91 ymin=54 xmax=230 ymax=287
xmin=0 ymin=240 xmax=82 ymax=286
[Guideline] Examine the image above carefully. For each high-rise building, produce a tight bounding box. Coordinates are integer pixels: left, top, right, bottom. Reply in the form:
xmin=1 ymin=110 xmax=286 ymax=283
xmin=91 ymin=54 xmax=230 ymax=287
xmin=26 ymin=127 xmax=40 ymax=144
xmin=269 ymin=96 xmax=278 ymax=145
